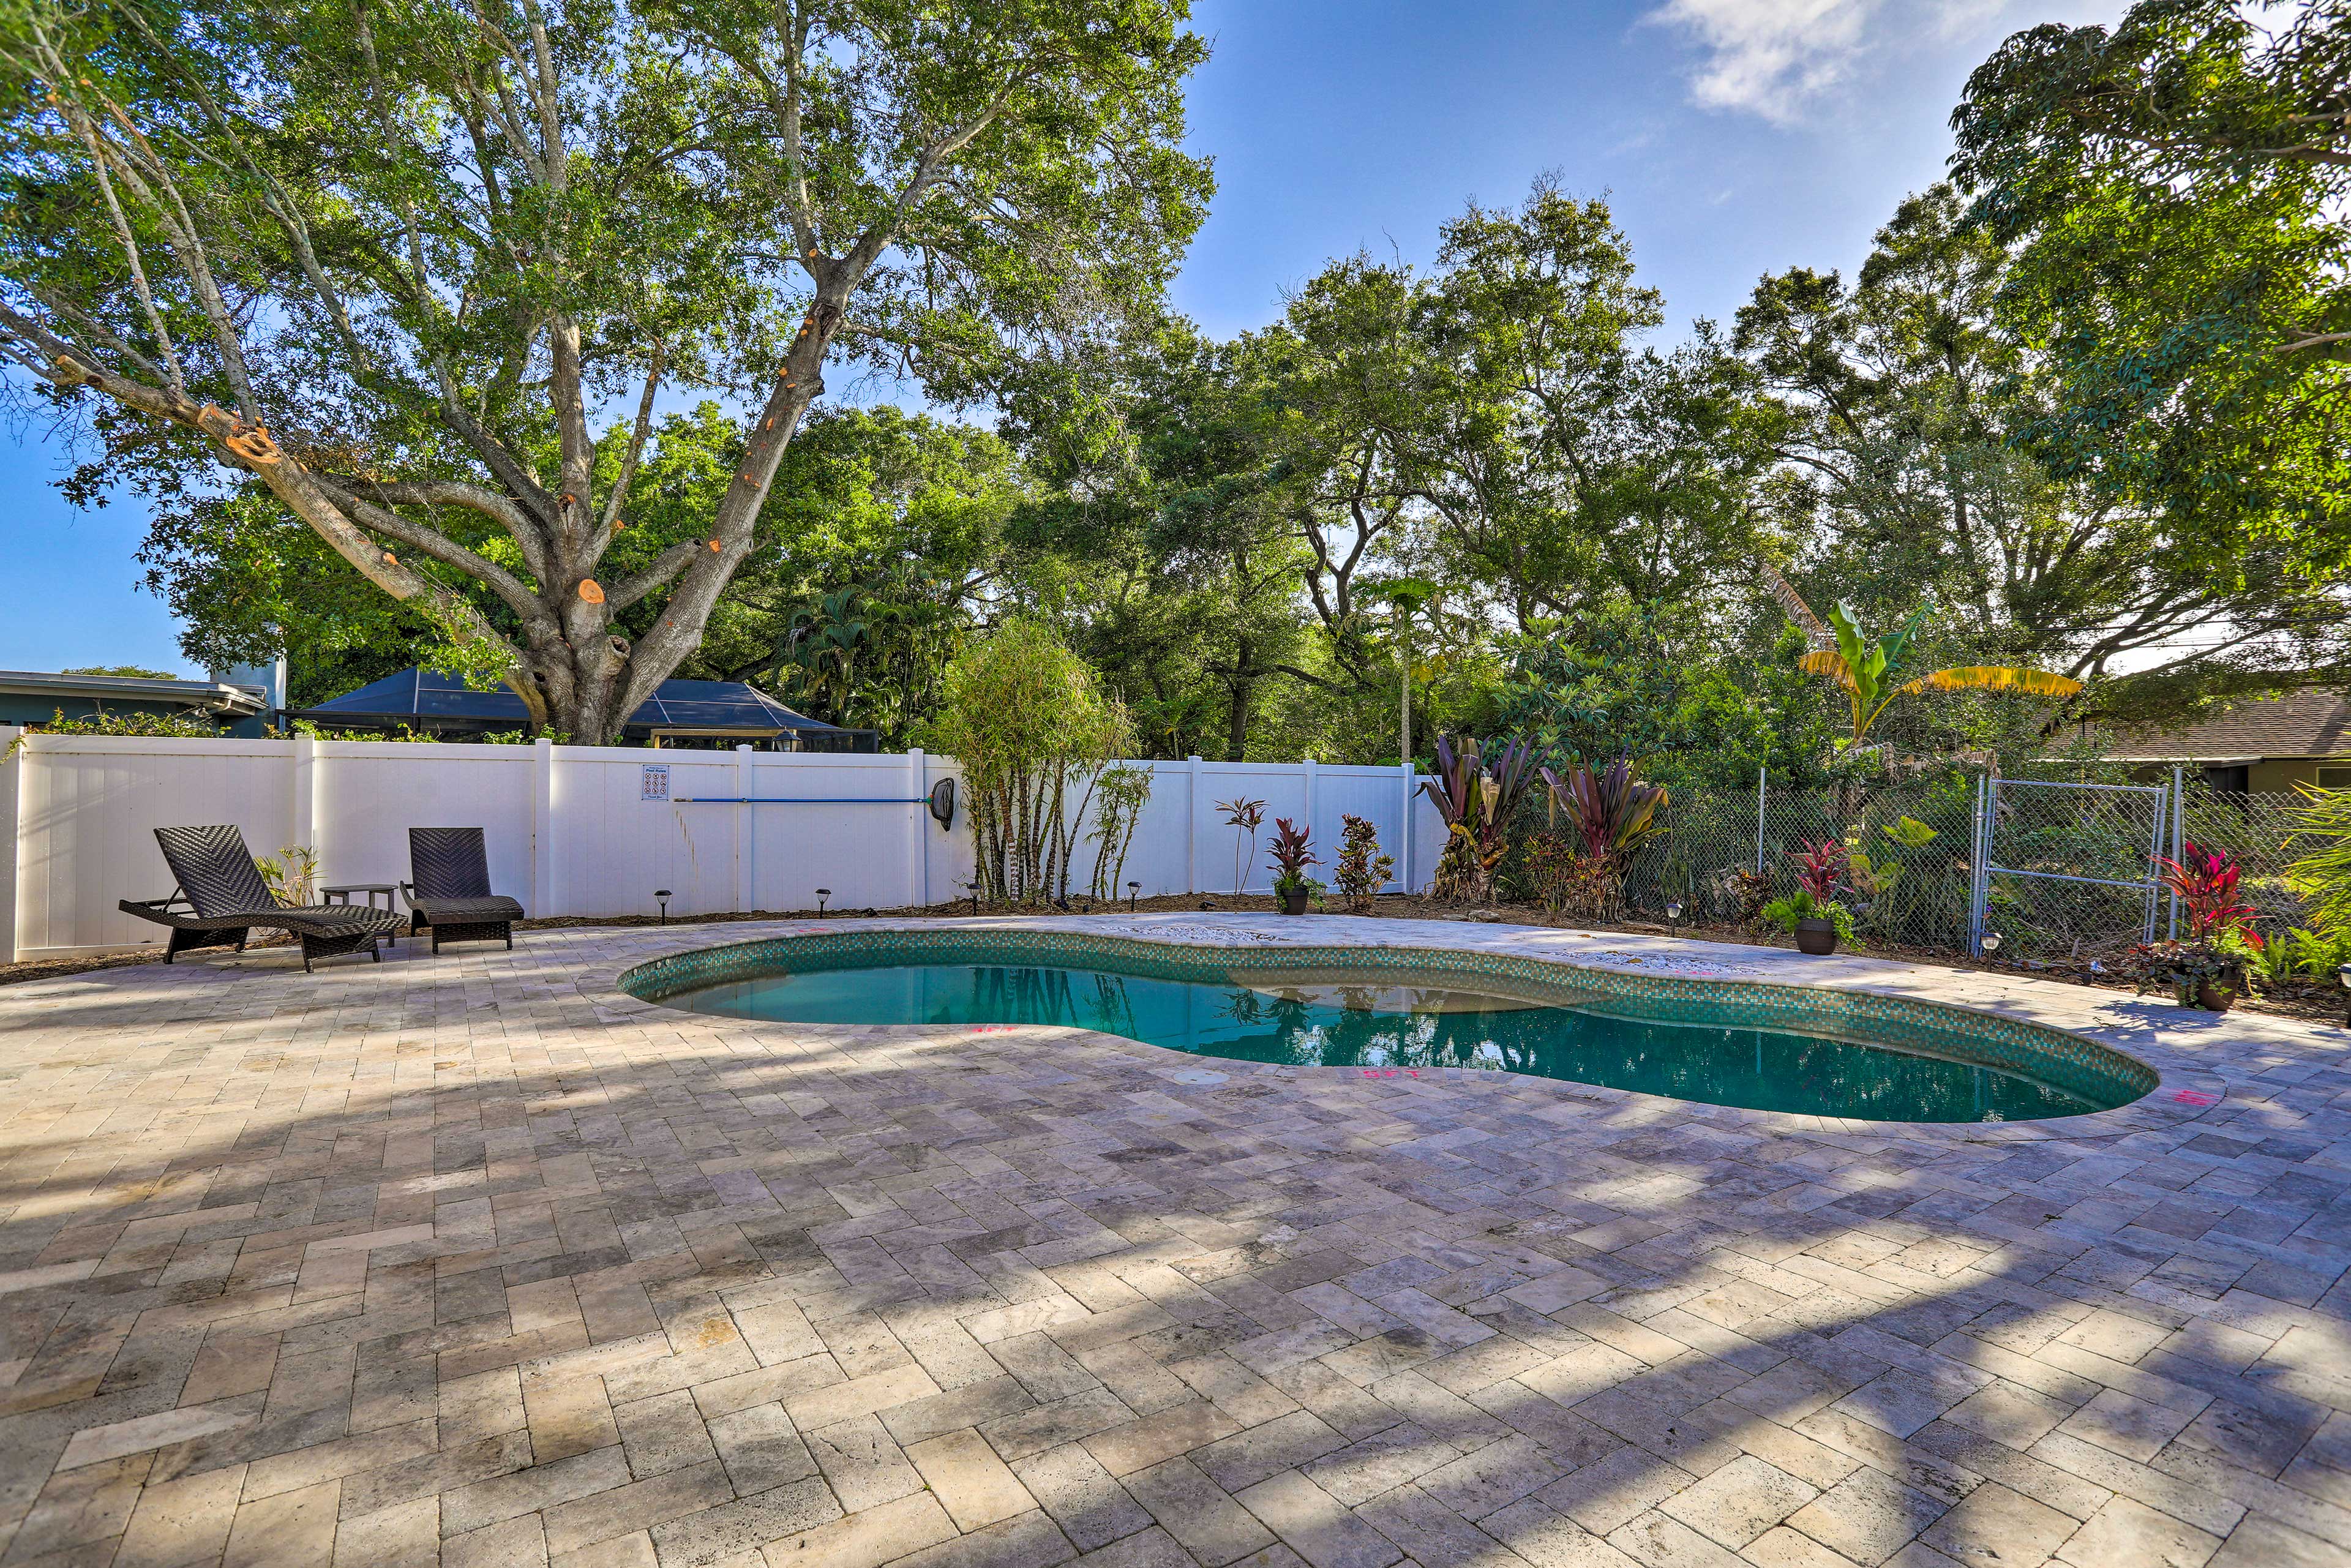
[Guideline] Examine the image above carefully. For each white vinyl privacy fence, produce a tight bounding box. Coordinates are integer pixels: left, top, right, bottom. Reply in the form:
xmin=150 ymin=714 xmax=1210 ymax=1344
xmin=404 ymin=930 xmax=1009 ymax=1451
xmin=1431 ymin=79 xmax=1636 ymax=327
xmin=0 ymin=729 xmax=1446 ymax=960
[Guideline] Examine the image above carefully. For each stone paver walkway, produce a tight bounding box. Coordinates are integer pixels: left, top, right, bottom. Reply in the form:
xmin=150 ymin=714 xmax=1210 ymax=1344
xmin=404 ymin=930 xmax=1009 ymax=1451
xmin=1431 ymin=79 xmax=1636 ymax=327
xmin=4 ymin=914 xmax=2351 ymax=1568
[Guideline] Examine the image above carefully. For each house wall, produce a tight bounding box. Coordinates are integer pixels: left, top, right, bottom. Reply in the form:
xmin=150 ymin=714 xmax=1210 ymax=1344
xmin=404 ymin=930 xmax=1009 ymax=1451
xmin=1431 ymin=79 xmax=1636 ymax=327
xmin=2121 ymin=759 xmax=2351 ymax=794
xmin=0 ymin=730 xmax=1447 ymax=961
xmin=0 ymin=694 xmax=227 ymax=727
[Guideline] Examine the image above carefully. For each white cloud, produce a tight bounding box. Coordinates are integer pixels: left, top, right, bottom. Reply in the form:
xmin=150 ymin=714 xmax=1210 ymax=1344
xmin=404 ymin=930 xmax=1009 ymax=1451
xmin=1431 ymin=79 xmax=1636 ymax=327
xmin=1648 ymin=0 xmax=2008 ymax=124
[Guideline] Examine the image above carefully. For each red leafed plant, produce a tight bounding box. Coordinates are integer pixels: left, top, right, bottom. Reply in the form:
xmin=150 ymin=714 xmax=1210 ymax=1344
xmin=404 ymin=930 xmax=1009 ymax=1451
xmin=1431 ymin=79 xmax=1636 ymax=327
xmin=1265 ymin=817 xmax=1318 ymax=893
xmin=2154 ymin=841 xmax=2257 ymax=939
xmin=1787 ymin=839 xmax=1850 ymax=901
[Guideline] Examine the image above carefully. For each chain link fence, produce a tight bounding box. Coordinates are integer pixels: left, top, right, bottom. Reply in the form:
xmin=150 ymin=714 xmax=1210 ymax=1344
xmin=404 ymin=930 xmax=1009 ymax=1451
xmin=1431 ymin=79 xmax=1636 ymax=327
xmin=1592 ymin=773 xmax=2315 ymax=961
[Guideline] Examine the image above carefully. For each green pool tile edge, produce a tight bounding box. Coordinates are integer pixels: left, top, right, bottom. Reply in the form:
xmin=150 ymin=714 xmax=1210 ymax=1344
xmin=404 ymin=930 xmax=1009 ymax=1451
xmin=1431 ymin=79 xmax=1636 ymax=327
xmin=617 ymin=926 xmax=2158 ymax=1116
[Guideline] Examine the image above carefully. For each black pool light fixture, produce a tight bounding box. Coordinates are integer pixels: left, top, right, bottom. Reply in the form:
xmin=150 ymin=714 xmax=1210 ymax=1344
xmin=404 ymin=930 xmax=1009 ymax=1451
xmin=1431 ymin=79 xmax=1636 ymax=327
xmin=655 ymin=888 xmax=672 ymax=925
xmin=1665 ymin=899 xmax=1682 ymax=932
xmin=816 ymin=888 xmax=831 ymax=915
xmin=1128 ymin=880 xmax=1141 ymax=912
xmin=1980 ymin=931 xmax=2003 ymax=958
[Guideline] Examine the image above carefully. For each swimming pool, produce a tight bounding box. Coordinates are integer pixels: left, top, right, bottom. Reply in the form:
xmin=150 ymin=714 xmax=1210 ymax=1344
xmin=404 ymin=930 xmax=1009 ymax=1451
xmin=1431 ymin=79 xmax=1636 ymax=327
xmin=621 ymin=929 xmax=2155 ymax=1123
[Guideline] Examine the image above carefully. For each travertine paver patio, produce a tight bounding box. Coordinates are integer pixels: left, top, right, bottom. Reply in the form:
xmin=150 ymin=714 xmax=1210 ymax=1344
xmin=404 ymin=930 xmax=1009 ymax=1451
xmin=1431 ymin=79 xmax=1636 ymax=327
xmin=4 ymin=913 xmax=2351 ymax=1568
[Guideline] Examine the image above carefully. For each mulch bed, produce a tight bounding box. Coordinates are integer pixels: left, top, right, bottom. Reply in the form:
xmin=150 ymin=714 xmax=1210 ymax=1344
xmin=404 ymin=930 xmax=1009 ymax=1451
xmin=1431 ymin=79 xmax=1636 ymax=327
xmin=8 ymin=894 xmax=2343 ymax=1027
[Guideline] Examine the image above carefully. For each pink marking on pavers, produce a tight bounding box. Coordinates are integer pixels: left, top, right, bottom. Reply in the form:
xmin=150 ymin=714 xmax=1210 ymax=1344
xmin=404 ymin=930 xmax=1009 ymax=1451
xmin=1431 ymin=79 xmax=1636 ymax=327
xmin=2172 ymin=1089 xmax=2219 ymax=1106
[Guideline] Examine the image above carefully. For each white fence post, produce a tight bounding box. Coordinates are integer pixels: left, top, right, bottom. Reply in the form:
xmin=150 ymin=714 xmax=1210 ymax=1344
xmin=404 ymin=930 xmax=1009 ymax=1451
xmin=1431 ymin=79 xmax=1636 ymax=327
xmin=907 ymin=749 xmax=928 ymax=908
xmin=533 ymin=738 xmax=556 ymax=915
xmin=1185 ymin=756 xmax=1202 ymax=896
xmin=1 ymin=728 xmax=20 ymax=963
xmin=1398 ymin=762 xmax=1415 ymax=892
xmin=293 ymin=732 xmax=318 ymax=865
xmin=735 ymin=745 xmax=754 ymax=914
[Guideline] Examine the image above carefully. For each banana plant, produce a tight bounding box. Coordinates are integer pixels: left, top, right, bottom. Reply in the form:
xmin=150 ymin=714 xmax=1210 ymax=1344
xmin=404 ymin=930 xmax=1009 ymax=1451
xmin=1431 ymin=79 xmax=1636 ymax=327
xmin=1800 ymin=602 xmax=2083 ymax=750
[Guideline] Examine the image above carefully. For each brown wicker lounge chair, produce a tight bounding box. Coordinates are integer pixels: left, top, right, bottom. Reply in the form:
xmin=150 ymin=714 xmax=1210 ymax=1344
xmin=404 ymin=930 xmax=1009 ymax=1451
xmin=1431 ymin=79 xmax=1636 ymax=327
xmin=402 ymin=827 xmax=525 ymax=952
xmin=119 ymin=825 xmax=404 ymax=972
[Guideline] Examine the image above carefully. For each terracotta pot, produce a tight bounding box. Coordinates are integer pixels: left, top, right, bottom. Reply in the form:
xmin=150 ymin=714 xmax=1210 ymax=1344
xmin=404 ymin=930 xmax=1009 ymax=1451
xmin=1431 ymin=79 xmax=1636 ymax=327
xmin=1278 ymin=887 xmax=1308 ymax=915
xmin=2194 ymin=969 xmax=2240 ymax=1013
xmin=1794 ymin=917 xmax=1840 ymax=956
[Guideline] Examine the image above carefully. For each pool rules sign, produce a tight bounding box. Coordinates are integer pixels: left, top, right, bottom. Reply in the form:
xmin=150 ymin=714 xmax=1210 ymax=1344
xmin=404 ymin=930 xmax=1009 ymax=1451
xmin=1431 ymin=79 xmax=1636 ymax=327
xmin=642 ymin=764 xmax=670 ymax=801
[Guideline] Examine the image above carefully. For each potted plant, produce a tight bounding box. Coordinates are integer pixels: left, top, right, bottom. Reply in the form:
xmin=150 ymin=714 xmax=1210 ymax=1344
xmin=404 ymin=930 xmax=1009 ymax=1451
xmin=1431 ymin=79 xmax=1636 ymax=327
xmin=2127 ymin=842 xmax=2260 ymax=1011
xmin=1767 ymin=839 xmax=1854 ymax=955
xmin=1266 ymin=817 xmax=1319 ymax=915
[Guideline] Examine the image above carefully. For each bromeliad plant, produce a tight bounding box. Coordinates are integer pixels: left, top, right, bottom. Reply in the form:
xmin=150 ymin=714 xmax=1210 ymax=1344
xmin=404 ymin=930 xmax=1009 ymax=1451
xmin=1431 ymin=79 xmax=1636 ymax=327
xmin=1537 ymin=757 xmax=1668 ymax=919
xmin=1420 ymin=736 xmax=1542 ymax=904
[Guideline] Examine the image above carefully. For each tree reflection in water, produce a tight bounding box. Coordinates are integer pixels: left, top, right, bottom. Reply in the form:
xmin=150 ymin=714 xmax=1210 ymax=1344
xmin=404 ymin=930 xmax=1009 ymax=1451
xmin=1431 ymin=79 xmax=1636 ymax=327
xmin=676 ymin=961 xmax=2107 ymax=1123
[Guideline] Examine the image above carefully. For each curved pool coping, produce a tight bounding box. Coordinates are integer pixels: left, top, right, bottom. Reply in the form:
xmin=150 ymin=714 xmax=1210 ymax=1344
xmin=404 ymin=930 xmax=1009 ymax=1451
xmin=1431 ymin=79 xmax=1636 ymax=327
xmin=565 ymin=912 xmax=2270 ymax=1145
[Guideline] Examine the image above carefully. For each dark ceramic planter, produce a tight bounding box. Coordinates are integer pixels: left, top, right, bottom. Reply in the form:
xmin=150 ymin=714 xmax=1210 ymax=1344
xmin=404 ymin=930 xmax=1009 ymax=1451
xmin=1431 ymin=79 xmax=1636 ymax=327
xmin=1278 ymin=887 xmax=1308 ymax=915
xmin=1794 ymin=917 xmax=1840 ymax=956
xmin=2195 ymin=969 xmax=2241 ymax=1012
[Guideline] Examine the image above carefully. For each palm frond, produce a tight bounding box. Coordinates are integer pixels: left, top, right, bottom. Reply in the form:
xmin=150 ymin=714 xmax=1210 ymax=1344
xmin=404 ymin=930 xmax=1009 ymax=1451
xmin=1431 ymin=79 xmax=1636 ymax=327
xmin=1797 ymin=648 xmax=1858 ymax=692
xmin=1897 ymin=666 xmax=2084 ymax=697
xmin=1757 ymin=560 xmax=1834 ymax=651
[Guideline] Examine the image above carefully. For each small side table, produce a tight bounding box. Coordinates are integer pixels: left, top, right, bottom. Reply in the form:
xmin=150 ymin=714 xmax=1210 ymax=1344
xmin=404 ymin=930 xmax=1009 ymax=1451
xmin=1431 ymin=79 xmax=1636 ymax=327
xmin=322 ymin=883 xmax=400 ymax=912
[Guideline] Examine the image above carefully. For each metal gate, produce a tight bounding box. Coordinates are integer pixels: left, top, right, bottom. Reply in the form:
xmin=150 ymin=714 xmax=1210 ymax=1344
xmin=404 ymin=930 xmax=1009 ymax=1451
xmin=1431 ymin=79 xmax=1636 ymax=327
xmin=1968 ymin=777 xmax=2171 ymax=958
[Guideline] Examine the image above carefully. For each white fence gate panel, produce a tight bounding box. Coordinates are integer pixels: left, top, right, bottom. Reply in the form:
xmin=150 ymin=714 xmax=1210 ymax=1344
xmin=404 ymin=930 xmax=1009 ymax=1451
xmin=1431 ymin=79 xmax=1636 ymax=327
xmin=1 ymin=728 xmax=1444 ymax=959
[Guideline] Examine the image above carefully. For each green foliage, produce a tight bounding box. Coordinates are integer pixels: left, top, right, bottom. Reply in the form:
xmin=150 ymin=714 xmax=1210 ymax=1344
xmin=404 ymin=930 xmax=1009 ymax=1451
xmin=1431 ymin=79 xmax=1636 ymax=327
xmin=61 ymin=665 xmax=182 ymax=680
xmin=17 ymin=707 xmax=219 ymax=741
xmin=1485 ymin=607 xmax=1831 ymax=789
xmin=1761 ymin=891 xmax=1855 ymax=942
xmin=1738 ymin=184 xmax=2350 ymax=711
xmin=253 ymin=845 xmax=318 ymax=907
xmin=1951 ymin=2 xmax=2351 ymax=588
xmin=1796 ymin=601 xmax=2082 ymax=752
xmin=2 ymin=0 xmax=1211 ymax=741
xmin=1086 ymin=766 xmax=1153 ymax=903
xmin=1538 ymin=757 xmax=1668 ymax=920
xmin=922 ymin=620 xmax=1136 ymax=906
xmin=2289 ymin=784 xmax=2351 ymax=940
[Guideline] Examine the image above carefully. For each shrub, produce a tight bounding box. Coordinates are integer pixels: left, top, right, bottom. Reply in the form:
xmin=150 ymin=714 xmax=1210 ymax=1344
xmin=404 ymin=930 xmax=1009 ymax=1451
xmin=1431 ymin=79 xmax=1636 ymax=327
xmin=2289 ymin=785 xmax=2351 ymax=938
xmin=1420 ymin=735 xmax=1542 ymax=903
xmin=923 ymin=620 xmax=1135 ymax=905
xmin=1333 ymin=815 xmax=1393 ymax=913
xmin=1537 ymin=757 xmax=1668 ymax=920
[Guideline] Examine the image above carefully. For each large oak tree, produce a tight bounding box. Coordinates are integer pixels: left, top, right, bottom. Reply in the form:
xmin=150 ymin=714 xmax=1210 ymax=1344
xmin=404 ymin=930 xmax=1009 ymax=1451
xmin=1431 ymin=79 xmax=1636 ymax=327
xmin=0 ymin=0 xmax=1209 ymax=740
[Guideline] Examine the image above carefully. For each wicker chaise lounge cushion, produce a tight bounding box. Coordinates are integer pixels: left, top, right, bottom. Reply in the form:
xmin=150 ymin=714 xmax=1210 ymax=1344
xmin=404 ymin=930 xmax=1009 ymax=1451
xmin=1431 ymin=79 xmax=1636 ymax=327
xmin=410 ymin=893 xmax=525 ymax=923
xmin=404 ymin=828 xmax=525 ymax=949
xmin=152 ymin=825 xmax=400 ymax=938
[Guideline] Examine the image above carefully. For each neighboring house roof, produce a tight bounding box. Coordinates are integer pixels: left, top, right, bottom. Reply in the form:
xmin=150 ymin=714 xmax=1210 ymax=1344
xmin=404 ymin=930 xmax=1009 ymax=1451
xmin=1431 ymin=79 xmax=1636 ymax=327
xmin=293 ymin=667 xmax=838 ymax=734
xmin=2101 ymin=688 xmax=2351 ymax=764
xmin=0 ymin=669 xmax=265 ymax=718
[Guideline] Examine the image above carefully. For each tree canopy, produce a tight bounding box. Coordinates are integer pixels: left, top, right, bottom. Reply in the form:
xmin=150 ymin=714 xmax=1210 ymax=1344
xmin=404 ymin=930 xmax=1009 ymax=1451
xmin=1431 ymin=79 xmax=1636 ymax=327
xmin=0 ymin=0 xmax=1209 ymax=740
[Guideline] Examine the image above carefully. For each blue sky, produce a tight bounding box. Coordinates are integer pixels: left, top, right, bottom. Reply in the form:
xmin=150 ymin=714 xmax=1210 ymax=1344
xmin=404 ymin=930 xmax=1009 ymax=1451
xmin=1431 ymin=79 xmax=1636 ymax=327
xmin=0 ymin=0 xmax=2123 ymax=677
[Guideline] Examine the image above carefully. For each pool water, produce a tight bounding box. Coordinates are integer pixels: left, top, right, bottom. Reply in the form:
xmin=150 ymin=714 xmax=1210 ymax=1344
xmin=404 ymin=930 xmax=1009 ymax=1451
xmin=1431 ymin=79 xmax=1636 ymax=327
xmin=666 ymin=958 xmax=2106 ymax=1122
